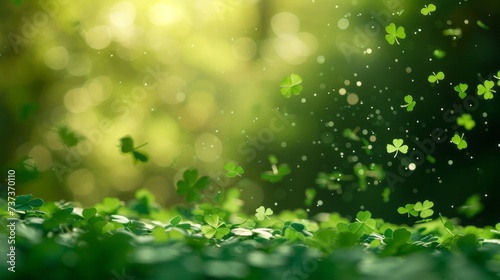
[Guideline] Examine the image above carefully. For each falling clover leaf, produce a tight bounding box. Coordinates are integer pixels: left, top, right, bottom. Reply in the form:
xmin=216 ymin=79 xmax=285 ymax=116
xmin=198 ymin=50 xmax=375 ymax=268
xmin=428 ymin=71 xmax=445 ymax=83
xmin=119 ymin=136 xmax=149 ymax=164
xmin=176 ymin=168 xmax=210 ymax=203
xmin=454 ymin=83 xmax=468 ymax=99
xmin=255 ymin=206 xmax=273 ymax=221
xmin=451 ymin=133 xmax=467 ymax=150
xmin=476 ymin=20 xmax=489 ymax=30
xmin=401 ymin=95 xmax=416 ymax=111
xmin=456 ymin=114 xmax=475 ymax=130
xmin=386 ymin=138 xmax=408 ymax=158
xmin=477 ymin=80 xmax=495 ymax=99
xmin=385 ymin=23 xmax=406 ymax=45
xmin=55 ymin=124 xmax=85 ymax=148
xmin=494 ymin=70 xmax=500 ymax=86
xmin=414 ymin=200 xmax=434 ymax=218
xmin=224 ymin=162 xmax=244 ymax=177
xmin=280 ymin=73 xmax=303 ymax=98
xmin=421 ymin=4 xmax=436 ymax=16
xmin=261 ymin=154 xmax=291 ymax=183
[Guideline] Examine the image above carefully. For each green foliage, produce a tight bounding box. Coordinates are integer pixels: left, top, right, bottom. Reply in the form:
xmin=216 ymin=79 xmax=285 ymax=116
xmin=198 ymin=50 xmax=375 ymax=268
xmin=260 ymin=155 xmax=291 ymax=183
xmin=381 ymin=187 xmax=391 ymax=203
xmin=451 ymin=133 xmax=467 ymax=150
xmin=55 ymin=124 xmax=84 ymax=148
xmin=385 ymin=23 xmax=406 ymax=45
xmin=201 ymin=214 xmax=231 ymax=239
xmin=421 ymin=4 xmax=436 ymax=15
xmin=176 ymin=168 xmax=210 ymax=203
xmin=304 ymin=188 xmax=316 ymax=206
xmin=458 ymin=194 xmax=484 ymax=218
xmin=224 ymin=162 xmax=244 ymax=177
xmin=398 ymin=200 xmax=435 ymax=219
xmin=119 ymin=136 xmax=149 ymax=164
xmin=14 ymin=156 xmax=39 ymax=183
xmin=401 ymin=95 xmax=416 ymax=111
xmin=477 ymin=80 xmax=495 ymax=99
xmin=428 ymin=71 xmax=445 ymax=83
xmin=454 ymin=83 xmax=468 ymax=99
xmin=433 ymin=49 xmax=446 ymax=59
xmin=456 ymin=114 xmax=475 ymax=130
xmin=386 ymin=138 xmax=409 ymax=158
xmin=347 ymin=211 xmax=376 ymax=236
xmin=255 ymin=206 xmax=273 ymax=221
xmin=280 ymin=73 xmax=303 ymax=98
xmin=14 ymin=194 xmax=44 ymax=212
xmin=476 ymin=20 xmax=489 ymax=30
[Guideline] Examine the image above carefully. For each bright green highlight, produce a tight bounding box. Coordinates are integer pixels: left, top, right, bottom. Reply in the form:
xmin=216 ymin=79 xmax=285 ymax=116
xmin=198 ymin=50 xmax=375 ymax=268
xmin=477 ymin=80 xmax=495 ymax=99
xmin=421 ymin=4 xmax=436 ymax=16
xmin=457 ymin=114 xmax=475 ymax=130
xmin=280 ymin=73 xmax=303 ymax=98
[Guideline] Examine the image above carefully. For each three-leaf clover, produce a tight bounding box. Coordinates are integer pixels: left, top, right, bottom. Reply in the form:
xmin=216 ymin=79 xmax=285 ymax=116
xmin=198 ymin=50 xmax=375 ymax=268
xmin=401 ymin=95 xmax=416 ymax=111
xmin=55 ymin=124 xmax=84 ymax=148
xmin=385 ymin=23 xmax=406 ymax=45
xmin=261 ymin=155 xmax=291 ymax=183
xmin=201 ymin=214 xmax=230 ymax=239
xmin=119 ymin=136 xmax=149 ymax=164
xmin=414 ymin=200 xmax=434 ymax=218
xmin=280 ymin=74 xmax=303 ymax=98
xmin=397 ymin=204 xmax=419 ymax=217
xmin=494 ymin=70 xmax=500 ymax=86
xmin=386 ymin=138 xmax=409 ymax=158
xmin=421 ymin=4 xmax=436 ymax=16
xmin=451 ymin=133 xmax=467 ymax=150
xmin=14 ymin=194 xmax=44 ymax=212
xmin=224 ymin=162 xmax=244 ymax=177
xmin=454 ymin=83 xmax=468 ymax=99
xmin=348 ymin=211 xmax=376 ymax=236
xmin=176 ymin=168 xmax=210 ymax=203
xmin=428 ymin=71 xmax=445 ymax=83
xmin=255 ymin=206 xmax=273 ymax=221
xmin=477 ymin=80 xmax=495 ymax=99
xmin=457 ymin=114 xmax=475 ymax=130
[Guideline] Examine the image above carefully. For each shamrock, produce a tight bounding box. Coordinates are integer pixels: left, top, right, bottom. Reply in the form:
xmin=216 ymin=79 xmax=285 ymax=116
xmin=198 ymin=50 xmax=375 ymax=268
xmin=14 ymin=194 xmax=44 ymax=212
xmin=397 ymin=204 xmax=419 ymax=217
xmin=453 ymin=83 xmax=468 ymax=99
xmin=428 ymin=71 xmax=445 ymax=83
xmin=55 ymin=124 xmax=84 ymax=148
xmin=421 ymin=4 xmax=436 ymax=16
xmin=348 ymin=211 xmax=377 ymax=236
xmin=401 ymin=95 xmax=416 ymax=111
xmin=280 ymin=74 xmax=303 ymax=98
xmin=176 ymin=168 xmax=210 ymax=203
xmin=451 ymin=133 xmax=467 ymax=150
xmin=477 ymin=80 xmax=495 ymax=99
xmin=414 ymin=200 xmax=434 ymax=218
xmin=224 ymin=162 xmax=244 ymax=177
xmin=255 ymin=206 xmax=273 ymax=221
xmin=201 ymin=214 xmax=230 ymax=239
xmin=386 ymin=138 xmax=409 ymax=158
xmin=119 ymin=136 xmax=149 ymax=164
xmin=494 ymin=70 xmax=500 ymax=86
xmin=385 ymin=23 xmax=406 ymax=45
xmin=456 ymin=114 xmax=475 ymax=130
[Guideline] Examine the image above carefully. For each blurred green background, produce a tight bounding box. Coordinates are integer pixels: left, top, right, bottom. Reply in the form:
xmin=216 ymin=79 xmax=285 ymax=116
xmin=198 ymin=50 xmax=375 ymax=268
xmin=1 ymin=0 xmax=499 ymax=225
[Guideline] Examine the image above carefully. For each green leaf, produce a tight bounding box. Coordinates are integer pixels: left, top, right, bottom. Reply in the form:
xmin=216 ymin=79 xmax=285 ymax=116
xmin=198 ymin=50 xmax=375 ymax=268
xmin=205 ymin=214 xmax=220 ymax=228
xmin=386 ymin=138 xmax=409 ymax=158
xmin=15 ymin=195 xmax=44 ymax=211
xmin=120 ymin=136 xmax=135 ymax=153
xmin=392 ymin=228 xmax=411 ymax=244
xmin=348 ymin=211 xmax=376 ymax=236
xmin=401 ymin=95 xmax=416 ymax=111
xmin=421 ymin=4 xmax=436 ymax=16
xmin=82 ymin=208 xmax=97 ymax=220
xmin=119 ymin=136 xmax=149 ymax=164
xmin=55 ymin=124 xmax=84 ymax=148
xmin=201 ymin=225 xmax=217 ymax=238
xmin=454 ymin=83 xmax=468 ymax=99
xmin=451 ymin=133 xmax=467 ymax=150
xmin=414 ymin=200 xmax=434 ymax=218
xmin=255 ymin=206 xmax=273 ymax=221
xmin=385 ymin=23 xmax=406 ymax=45
xmin=224 ymin=162 xmax=244 ymax=177
xmin=280 ymin=74 xmax=303 ymax=98
xmin=477 ymin=80 xmax=495 ymax=99
xmin=176 ymin=169 xmax=210 ymax=203
xmin=476 ymin=20 xmax=489 ymax=30
xmin=290 ymin=222 xmax=305 ymax=232
xmin=170 ymin=215 xmax=182 ymax=226
xmin=304 ymin=188 xmax=316 ymax=206
xmin=456 ymin=114 xmax=475 ymax=130
xmin=428 ymin=71 xmax=445 ymax=83
xmin=458 ymin=194 xmax=484 ymax=218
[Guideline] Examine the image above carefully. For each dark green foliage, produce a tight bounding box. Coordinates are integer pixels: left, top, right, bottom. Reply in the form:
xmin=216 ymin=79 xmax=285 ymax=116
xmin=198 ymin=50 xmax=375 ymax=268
xmin=119 ymin=136 xmax=149 ymax=164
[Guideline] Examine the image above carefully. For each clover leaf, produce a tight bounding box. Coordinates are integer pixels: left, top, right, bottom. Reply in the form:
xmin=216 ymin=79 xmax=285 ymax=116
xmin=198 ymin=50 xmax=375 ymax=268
xmin=428 ymin=71 xmax=445 ymax=83
xmin=255 ymin=206 xmax=273 ymax=221
xmin=201 ymin=214 xmax=230 ymax=239
xmin=397 ymin=204 xmax=418 ymax=217
xmin=348 ymin=211 xmax=376 ymax=236
xmin=280 ymin=74 xmax=303 ymax=98
xmin=458 ymin=194 xmax=483 ymax=218
xmin=55 ymin=124 xmax=84 ymax=148
xmin=421 ymin=4 xmax=436 ymax=16
xmin=477 ymin=80 xmax=495 ymax=99
xmin=456 ymin=114 xmax=475 ymax=130
xmin=224 ymin=162 xmax=244 ymax=177
xmin=414 ymin=200 xmax=434 ymax=218
xmin=494 ymin=70 xmax=500 ymax=86
xmin=454 ymin=83 xmax=468 ymax=99
xmin=14 ymin=194 xmax=44 ymax=212
xmin=304 ymin=188 xmax=316 ymax=207
xmin=385 ymin=23 xmax=406 ymax=45
xmin=176 ymin=168 xmax=210 ymax=203
xmin=451 ymin=133 xmax=467 ymax=150
xmin=382 ymin=187 xmax=391 ymax=203
xmin=261 ymin=155 xmax=291 ymax=183
xmin=386 ymin=138 xmax=408 ymax=158
xmin=119 ymin=136 xmax=149 ymax=164
xmin=401 ymin=95 xmax=416 ymax=111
